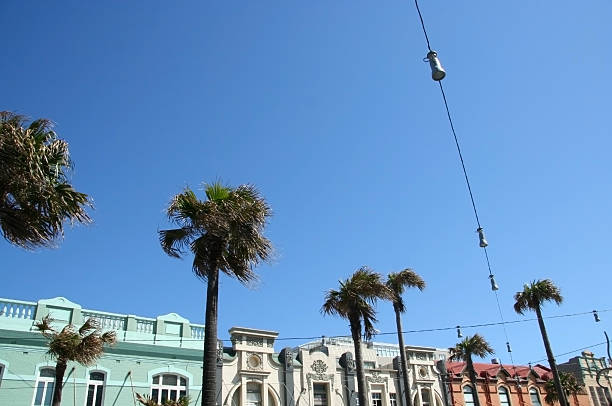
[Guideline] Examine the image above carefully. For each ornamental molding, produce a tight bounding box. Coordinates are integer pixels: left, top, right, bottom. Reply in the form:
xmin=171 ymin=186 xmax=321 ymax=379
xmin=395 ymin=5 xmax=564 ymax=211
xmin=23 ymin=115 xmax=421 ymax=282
xmin=307 ymin=360 xmax=334 ymax=386
xmin=246 ymin=336 xmax=264 ymax=347
xmin=246 ymin=353 xmax=263 ymax=370
xmin=367 ymin=371 xmax=387 ymax=384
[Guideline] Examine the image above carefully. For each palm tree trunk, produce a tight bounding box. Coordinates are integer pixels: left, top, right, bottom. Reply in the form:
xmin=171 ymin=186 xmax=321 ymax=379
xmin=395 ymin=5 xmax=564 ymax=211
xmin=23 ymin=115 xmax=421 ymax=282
xmin=202 ymin=269 xmax=220 ymax=406
xmin=535 ymin=306 xmax=568 ymax=406
xmin=52 ymin=360 xmax=67 ymax=406
xmin=394 ymin=304 xmax=412 ymax=406
xmin=350 ymin=316 xmax=369 ymax=406
xmin=466 ymin=356 xmax=482 ymax=406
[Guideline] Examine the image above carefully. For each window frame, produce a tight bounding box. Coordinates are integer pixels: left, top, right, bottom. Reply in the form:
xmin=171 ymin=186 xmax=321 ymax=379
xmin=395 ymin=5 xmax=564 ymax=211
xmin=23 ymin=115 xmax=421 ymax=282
xmin=421 ymin=388 xmax=432 ymax=406
xmin=85 ymin=371 xmax=106 ymax=406
xmin=529 ymin=387 xmax=542 ymax=406
xmin=32 ymin=367 xmax=56 ymax=406
xmin=372 ymin=391 xmax=383 ymax=406
xmin=389 ymin=393 xmax=397 ymax=406
xmin=463 ymin=384 xmax=476 ymax=406
xmin=313 ymin=382 xmax=329 ymax=406
xmin=498 ymin=386 xmax=511 ymax=406
xmin=150 ymin=373 xmax=188 ymax=404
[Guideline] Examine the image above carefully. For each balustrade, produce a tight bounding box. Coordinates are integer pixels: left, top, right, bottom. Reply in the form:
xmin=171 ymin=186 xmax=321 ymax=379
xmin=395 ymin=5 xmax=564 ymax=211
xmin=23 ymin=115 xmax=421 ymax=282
xmin=0 ymin=299 xmax=36 ymax=320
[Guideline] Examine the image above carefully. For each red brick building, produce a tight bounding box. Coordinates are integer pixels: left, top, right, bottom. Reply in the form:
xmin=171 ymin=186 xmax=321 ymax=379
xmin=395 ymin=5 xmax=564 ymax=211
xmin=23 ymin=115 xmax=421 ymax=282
xmin=443 ymin=361 xmax=590 ymax=406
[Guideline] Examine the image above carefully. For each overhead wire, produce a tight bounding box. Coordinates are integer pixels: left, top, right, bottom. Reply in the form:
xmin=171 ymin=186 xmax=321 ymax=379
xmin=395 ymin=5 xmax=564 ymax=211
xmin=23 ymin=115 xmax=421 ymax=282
xmin=1 ymin=308 xmax=608 ymax=344
xmin=412 ymin=0 xmax=514 ymax=368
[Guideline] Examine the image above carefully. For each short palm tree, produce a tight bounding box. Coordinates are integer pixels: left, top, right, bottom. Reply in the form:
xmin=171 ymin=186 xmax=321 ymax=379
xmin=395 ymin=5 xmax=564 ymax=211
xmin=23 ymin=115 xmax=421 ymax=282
xmin=449 ymin=334 xmax=494 ymax=406
xmin=386 ymin=269 xmax=425 ymax=406
xmin=159 ymin=182 xmax=272 ymax=406
xmin=35 ymin=316 xmax=116 ymax=406
xmin=322 ymin=267 xmax=393 ymax=406
xmin=0 ymin=111 xmax=91 ymax=249
xmin=514 ymin=280 xmax=568 ymax=406
xmin=544 ymin=372 xmax=583 ymax=405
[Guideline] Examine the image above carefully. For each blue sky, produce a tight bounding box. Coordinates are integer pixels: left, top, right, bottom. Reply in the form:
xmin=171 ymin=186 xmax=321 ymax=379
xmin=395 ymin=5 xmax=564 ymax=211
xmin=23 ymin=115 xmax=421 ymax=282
xmin=2 ymin=1 xmax=611 ymax=366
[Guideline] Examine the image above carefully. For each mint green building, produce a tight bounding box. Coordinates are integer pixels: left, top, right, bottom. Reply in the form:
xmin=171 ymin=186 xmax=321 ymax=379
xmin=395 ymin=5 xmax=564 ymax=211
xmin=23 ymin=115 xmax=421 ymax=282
xmin=1 ymin=296 xmax=449 ymax=406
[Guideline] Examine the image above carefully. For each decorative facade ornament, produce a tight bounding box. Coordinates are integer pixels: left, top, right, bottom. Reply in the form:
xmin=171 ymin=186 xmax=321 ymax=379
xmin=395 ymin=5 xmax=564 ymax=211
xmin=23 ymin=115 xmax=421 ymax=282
xmin=246 ymin=336 xmax=264 ymax=347
xmin=306 ymin=360 xmax=334 ymax=386
xmin=419 ymin=366 xmax=428 ymax=378
xmin=312 ymin=360 xmax=328 ymax=374
xmin=231 ymin=335 xmax=242 ymax=345
xmin=367 ymin=371 xmax=387 ymax=384
xmin=246 ymin=353 xmax=263 ymax=370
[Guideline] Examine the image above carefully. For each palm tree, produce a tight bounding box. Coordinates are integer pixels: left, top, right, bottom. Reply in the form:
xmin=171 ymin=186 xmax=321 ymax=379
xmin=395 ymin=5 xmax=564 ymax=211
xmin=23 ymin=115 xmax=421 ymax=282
xmin=159 ymin=182 xmax=272 ymax=406
xmin=322 ymin=267 xmax=393 ymax=406
xmin=0 ymin=111 xmax=91 ymax=249
xmin=35 ymin=316 xmax=116 ymax=406
xmin=386 ymin=269 xmax=425 ymax=406
xmin=544 ymin=372 xmax=583 ymax=405
xmin=514 ymin=279 xmax=568 ymax=406
xmin=449 ymin=334 xmax=494 ymax=406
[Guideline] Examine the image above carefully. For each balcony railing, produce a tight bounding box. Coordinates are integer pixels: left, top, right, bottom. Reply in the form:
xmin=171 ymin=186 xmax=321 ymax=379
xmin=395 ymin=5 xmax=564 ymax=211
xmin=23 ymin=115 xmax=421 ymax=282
xmin=0 ymin=298 xmax=36 ymax=320
xmin=0 ymin=297 xmax=205 ymax=349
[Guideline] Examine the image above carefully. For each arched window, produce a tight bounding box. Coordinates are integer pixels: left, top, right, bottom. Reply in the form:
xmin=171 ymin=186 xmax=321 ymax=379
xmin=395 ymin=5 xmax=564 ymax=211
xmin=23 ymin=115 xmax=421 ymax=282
xmin=499 ymin=387 xmax=511 ymax=406
xmin=151 ymin=374 xmax=187 ymax=403
xmin=32 ymin=368 xmax=55 ymax=406
xmin=463 ymin=385 xmax=476 ymax=406
xmin=86 ymin=371 xmax=106 ymax=406
xmin=247 ymin=382 xmax=262 ymax=406
xmin=421 ymin=388 xmax=432 ymax=406
xmin=529 ymin=388 xmax=542 ymax=406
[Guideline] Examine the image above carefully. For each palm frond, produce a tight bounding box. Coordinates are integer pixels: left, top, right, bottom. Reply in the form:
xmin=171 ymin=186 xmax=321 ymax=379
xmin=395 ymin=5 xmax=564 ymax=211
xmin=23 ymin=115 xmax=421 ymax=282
xmin=514 ymin=279 xmax=563 ymax=315
xmin=450 ymin=334 xmax=494 ymax=361
xmin=386 ymin=268 xmax=425 ymax=313
xmin=1 ymin=112 xmax=91 ymax=249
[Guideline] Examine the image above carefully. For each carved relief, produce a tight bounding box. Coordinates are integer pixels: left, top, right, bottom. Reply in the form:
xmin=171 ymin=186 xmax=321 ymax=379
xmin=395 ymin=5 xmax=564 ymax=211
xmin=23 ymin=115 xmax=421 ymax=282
xmin=306 ymin=360 xmax=334 ymax=387
xmin=246 ymin=353 xmax=263 ymax=370
xmin=246 ymin=336 xmax=264 ymax=347
xmin=367 ymin=371 xmax=387 ymax=384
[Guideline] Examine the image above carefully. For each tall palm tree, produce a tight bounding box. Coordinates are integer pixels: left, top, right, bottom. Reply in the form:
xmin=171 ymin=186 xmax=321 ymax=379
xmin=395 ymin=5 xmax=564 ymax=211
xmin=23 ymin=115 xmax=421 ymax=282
xmin=159 ymin=182 xmax=272 ymax=406
xmin=386 ymin=269 xmax=425 ymax=406
xmin=449 ymin=334 xmax=494 ymax=406
xmin=514 ymin=280 xmax=568 ymax=406
xmin=544 ymin=372 xmax=583 ymax=405
xmin=35 ymin=316 xmax=116 ymax=406
xmin=0 ymin=111 xmax=91 ymax=249
xmin=322 ymin=267 xmax=393 ymax=406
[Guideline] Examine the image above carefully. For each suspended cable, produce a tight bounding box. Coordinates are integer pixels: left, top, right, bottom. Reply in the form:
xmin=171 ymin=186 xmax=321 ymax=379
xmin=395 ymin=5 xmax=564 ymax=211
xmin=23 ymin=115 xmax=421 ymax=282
xmin=413 ymin=0 xmax=519 ymax=370
xmin=1 ymin=308 xmax=607 ymax=344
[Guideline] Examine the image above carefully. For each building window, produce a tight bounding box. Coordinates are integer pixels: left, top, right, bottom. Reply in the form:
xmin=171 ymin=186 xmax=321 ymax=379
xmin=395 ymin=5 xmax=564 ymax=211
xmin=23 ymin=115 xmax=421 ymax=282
xmin=32 ymin=368 xmax=55 ymax=406
xmin=151 ymin=374 xmax=187 ymax=403
xmin=372 ymin=392 xmax=383 ymax=406
xmin=529 ymin=388 xmax=542 ymax=406
xmin=86 ymin=372 xmax=105 ymax=406
xmin=499 ymin=387 xmax=511 ymax=406
xmin=463 ymin=385 xmax=476 ymax=406
xmin=390 ymin=393 xmax=397 ymax=406
xmin=314 ymin=383 xmax=328 ymax=406
xmin=247 ymin=382 xmax=262 ymax=406
xmin=421 ymin=388 xmax=432 ymax=406
xmin=0 ymin=363 xmax=4 ymax=388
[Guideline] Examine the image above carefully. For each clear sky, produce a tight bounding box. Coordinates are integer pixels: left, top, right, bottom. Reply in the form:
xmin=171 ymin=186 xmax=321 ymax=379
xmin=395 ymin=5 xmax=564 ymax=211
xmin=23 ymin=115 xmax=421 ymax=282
xmin=2 ymin=1 xmax=611 ymax=367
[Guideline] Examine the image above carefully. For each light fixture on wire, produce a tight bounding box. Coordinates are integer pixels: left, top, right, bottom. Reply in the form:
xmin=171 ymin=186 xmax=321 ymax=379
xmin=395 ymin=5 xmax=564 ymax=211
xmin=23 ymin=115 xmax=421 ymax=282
xmin=456 ymin=326 xmax=463 ymax=338
xmin=489 ymin=274 xmax=499 ymax=291
xmin=477 ymin=227 xmax=488 ymax=248
xmin=424 ymin=51 xmax=446 ymax=81
xmin=506 ymin=342 xmax=512 ymax=353
xmin=593 ymin=310 xmax=601 ymax=322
